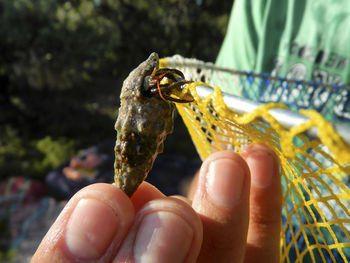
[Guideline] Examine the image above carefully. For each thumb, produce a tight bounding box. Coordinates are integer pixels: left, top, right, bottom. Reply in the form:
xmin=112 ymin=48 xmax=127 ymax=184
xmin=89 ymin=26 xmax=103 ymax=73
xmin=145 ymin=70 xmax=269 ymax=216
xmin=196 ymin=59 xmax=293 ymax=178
xmin=32 ymin=183 xmax=134 ymax=262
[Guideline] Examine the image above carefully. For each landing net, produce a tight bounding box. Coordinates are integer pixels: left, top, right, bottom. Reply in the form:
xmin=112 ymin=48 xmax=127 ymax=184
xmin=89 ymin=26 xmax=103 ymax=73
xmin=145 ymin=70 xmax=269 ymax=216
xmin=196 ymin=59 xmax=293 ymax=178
xmin=160 ymin=55 xmax=350 ymax=262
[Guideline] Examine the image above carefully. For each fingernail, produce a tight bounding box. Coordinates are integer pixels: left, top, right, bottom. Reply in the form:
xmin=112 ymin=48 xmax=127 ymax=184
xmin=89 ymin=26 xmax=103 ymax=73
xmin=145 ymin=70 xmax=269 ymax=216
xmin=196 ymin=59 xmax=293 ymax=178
xmin=134 ymin=211 xmax=193 ymax=263
xmin=66 ymin=198 xmax=119 ymax=259
xmin=206 ymin=158 xmax=245 ymax=207
xmin=245 ymin=147 xmax=276 ymax=188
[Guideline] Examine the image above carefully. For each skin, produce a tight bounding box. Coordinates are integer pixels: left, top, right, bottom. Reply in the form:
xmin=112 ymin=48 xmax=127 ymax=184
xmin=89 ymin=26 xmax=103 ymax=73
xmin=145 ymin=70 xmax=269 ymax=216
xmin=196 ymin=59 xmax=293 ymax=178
xmin=32 ymin=143 xmax=282 ymax=263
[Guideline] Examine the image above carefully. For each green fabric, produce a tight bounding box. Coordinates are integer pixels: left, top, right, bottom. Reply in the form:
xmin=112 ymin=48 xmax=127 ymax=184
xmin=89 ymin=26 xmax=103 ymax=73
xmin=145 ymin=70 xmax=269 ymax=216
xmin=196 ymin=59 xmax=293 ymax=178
xmin=216 ymin=0 xmax=350 ymax=122
xmin=217 ymin=0 xmax=350 ymax=83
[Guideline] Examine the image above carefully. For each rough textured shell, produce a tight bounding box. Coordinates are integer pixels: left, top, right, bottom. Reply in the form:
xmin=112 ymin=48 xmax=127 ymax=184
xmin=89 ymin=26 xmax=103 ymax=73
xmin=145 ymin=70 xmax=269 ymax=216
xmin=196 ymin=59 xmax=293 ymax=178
xmin=114 ymin=53 xmax=175 ymax=196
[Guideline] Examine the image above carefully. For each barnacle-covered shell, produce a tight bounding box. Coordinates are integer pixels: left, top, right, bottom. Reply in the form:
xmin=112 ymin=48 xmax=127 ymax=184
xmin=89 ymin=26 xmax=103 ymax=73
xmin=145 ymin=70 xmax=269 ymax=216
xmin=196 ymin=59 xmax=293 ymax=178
xmin=114 ymin=53 xmax=175 ymax=196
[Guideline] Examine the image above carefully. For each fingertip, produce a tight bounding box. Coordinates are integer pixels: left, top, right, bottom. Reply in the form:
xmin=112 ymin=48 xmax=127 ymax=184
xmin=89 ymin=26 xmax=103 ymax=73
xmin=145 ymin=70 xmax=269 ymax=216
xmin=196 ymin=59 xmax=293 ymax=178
xmin=240 ymin=144 xmax=282 ymax=262
xmin=241 ymin=143 xmax=278 ymax=163
xmin=204 ymin=150 xmax=249 ymax=168
xmin=241 ymin=144 xmax=280 ymax=189
xmin=80 ymin=183 xmax=135 ymax=213
xmin=32 ymin=183 xmax=135 ymax=262
xmin=65 ymin=198 xmax=118 ymax=259
xmin=193 ymin=150 xmax=250 ymax=209
xmin=115 ymin=197 xmax=203 ymax=263
xmin=131 ymin=182 xmax=165 ymax=211
xmin=191 ymin=151 xmax=250 ymax=262
xmin=170 ymin=195 xmax=192 ymax=206
xmin=187 ymin=151 xmax=249 ymax=201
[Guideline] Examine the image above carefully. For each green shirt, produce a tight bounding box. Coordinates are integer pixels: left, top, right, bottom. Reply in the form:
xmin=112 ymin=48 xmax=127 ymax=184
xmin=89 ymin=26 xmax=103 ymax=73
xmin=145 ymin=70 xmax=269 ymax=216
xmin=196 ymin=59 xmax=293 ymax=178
xmin=216 ymin=0 xmax=350 ymax=122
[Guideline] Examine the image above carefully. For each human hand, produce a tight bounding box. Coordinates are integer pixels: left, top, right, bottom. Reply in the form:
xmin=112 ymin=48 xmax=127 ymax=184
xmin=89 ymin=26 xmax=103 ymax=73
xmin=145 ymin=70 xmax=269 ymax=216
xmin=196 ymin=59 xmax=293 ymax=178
xmin=32 ymin=144 xmax=281 ymax=263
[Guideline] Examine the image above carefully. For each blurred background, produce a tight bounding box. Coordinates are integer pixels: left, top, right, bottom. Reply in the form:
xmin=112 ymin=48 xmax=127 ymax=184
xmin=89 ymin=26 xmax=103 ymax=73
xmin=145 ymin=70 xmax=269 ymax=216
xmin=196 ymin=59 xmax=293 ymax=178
xmin=0 ymin=0 xmax=233 ymax=260
xmin=0 ymin=0 xmax=232 ymax=180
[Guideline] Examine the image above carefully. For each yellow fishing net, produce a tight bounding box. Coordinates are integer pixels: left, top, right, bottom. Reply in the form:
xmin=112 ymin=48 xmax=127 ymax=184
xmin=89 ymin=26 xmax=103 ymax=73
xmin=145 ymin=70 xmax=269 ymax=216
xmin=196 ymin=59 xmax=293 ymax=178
xmin=160 ymin=55 xmax=350 ymax=262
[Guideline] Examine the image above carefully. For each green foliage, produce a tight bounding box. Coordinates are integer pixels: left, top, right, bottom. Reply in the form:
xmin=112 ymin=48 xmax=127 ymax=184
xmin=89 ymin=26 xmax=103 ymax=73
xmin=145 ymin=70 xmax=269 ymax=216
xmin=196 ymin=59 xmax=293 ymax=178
xmin=0 ymin=125 xmax=27 ymax=177
xmin=0 ymin=126 xmax=26 ymax=158
xmin=0 ymin=0 xmax=233 ymax=179
xmin=0 ymin=248 xmax=16 ymax=263
xmin=32 ymin=136 xmax=76 ymax=173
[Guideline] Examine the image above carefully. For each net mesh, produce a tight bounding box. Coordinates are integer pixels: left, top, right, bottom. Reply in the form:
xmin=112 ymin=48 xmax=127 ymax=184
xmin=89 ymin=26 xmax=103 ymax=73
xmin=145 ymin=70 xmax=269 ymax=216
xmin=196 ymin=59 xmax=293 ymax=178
xmin=160 ymin=55 xmax=350 ymax=262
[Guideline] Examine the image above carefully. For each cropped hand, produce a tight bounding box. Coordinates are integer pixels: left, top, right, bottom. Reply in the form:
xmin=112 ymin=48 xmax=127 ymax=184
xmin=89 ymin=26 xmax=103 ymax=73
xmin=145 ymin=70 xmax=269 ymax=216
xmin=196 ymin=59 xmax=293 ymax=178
xmin=32 ymin=144 xmax=281 ymax=263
